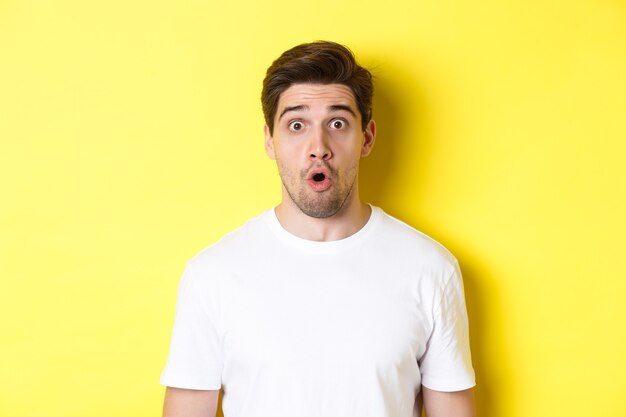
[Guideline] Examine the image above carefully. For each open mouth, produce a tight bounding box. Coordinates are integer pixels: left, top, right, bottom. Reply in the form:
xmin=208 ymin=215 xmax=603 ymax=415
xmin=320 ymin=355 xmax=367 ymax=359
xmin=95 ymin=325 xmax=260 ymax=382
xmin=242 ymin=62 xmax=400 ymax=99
xmin=307 ymin=169 xmax=332 ymax=191
xmin=312 ymin=173 xmax=326 ymax=182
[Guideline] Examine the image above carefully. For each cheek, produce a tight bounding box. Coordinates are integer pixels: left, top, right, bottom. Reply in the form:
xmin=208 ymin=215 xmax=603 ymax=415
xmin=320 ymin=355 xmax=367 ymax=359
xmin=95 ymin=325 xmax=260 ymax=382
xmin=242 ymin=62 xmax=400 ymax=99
xmin=278 ymin=143 xmax=309 ymax=167
xmin=276 ymin=158 xmax=296 ymax=180
xmin=337 ymin=141 xmax=364 ymax=162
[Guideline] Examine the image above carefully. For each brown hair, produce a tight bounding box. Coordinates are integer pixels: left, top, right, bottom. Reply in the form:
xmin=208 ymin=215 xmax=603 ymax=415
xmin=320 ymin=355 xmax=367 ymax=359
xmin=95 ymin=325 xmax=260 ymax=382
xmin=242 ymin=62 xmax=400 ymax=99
xmin=261 ymin=41 xmax=373 ymax=134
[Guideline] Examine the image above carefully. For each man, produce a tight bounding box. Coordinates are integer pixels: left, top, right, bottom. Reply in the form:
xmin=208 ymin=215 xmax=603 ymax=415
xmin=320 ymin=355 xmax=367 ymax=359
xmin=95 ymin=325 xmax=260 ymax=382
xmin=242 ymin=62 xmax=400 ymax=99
xmin=161 ymin=41 xmax=476 ymax=417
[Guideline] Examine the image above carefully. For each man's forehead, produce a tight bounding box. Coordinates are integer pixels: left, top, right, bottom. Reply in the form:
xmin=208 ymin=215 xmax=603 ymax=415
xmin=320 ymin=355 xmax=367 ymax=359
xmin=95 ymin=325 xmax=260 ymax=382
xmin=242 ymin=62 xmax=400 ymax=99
xmin=277 ymin=83 xmax=357 ymax=111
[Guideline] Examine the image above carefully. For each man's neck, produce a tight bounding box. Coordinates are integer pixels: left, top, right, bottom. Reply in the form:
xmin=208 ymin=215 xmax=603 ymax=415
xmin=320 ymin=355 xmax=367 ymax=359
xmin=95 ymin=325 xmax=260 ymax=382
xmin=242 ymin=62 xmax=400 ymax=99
xmin=274 ymin=196 xmax=372 ymax=242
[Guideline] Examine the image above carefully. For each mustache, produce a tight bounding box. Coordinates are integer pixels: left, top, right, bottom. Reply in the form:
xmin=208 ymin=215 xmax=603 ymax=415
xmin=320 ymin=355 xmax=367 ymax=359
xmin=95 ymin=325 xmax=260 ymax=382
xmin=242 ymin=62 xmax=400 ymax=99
xmin=300 ymin=162 xmax=337 ymax=178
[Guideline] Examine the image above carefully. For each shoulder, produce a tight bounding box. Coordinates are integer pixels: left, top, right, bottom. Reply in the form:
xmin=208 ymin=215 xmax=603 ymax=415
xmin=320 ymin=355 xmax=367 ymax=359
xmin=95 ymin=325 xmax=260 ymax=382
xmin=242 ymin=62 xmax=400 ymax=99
xmin=372 ymin=206 xmax=459 ymax=276
xmin=186 ymin=209 xmax=272 ymax=275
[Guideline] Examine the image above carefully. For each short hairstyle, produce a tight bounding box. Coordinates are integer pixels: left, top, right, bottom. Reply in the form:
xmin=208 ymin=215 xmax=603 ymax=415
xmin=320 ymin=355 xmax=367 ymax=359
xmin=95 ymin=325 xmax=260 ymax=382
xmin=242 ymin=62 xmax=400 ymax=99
xmin=261 ymin=41 xmax=373 ymax=134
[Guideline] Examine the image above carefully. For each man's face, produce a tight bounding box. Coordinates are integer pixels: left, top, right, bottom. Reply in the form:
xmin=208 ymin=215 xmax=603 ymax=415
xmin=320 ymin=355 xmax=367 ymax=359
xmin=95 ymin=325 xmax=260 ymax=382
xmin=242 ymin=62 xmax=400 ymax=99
xmin=265 ymin=83 xmax=375 ymax=218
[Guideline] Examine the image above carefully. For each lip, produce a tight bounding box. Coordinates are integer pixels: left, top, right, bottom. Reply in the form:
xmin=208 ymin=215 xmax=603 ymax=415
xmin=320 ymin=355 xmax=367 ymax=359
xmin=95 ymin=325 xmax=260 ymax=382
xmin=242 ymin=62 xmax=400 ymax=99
xmin=306 ymin=167 xmax=332 ymax=192
xmin=307 ymin=166 xmax=331 ymax=180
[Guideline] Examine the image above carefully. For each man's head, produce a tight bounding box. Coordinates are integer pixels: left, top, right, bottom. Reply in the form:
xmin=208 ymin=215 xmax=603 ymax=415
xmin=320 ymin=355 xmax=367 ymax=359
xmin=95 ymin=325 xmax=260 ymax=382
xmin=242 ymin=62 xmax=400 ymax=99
xmin=262 ymin=41 xmax=373 ymax=135
xmin=262 ymin=42 xmax=376 ymax=220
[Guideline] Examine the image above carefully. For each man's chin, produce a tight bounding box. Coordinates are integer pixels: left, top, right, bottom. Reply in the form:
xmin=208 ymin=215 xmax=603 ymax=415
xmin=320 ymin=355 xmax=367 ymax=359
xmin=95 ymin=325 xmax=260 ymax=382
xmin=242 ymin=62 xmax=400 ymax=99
xmin=283 ymin=182 xmax=350 ymax=219
xmin=296 ymin=198 xmax=344 ymax=219
xmin=301 ymin=209 xmax=339 ymax=219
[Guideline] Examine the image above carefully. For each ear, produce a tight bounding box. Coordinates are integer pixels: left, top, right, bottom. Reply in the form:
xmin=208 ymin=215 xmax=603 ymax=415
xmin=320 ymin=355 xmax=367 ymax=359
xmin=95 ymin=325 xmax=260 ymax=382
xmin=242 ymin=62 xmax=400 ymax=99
xmin=264 ymin=125 xmax=276 ymax=160
xmin=361 ymin=119 xmax=376 ymax=157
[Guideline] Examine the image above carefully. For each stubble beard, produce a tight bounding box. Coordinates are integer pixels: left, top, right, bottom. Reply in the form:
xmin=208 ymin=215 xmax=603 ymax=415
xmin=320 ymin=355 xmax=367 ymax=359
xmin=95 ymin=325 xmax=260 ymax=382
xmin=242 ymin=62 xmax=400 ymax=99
xmin=279 ymin=162 xmax=358 ymax=219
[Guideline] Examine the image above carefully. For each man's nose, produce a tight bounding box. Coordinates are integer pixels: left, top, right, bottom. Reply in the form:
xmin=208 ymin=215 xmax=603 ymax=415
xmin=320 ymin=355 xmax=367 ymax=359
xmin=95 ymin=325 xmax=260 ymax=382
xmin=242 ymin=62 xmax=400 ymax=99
xmin=308 ymin=127 xmax=332 ymax=161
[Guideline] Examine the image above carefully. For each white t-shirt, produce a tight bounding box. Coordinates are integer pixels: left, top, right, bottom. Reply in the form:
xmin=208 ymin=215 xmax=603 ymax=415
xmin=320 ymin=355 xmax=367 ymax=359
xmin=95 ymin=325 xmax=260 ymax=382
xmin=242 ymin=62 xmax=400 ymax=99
xmin=161 ymin=206 xmax=475 ymax=417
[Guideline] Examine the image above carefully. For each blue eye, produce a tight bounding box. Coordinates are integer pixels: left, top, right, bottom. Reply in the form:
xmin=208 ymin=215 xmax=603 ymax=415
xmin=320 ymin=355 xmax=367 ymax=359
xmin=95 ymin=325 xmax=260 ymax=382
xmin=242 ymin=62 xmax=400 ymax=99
xmin=289 ymin=121 xmax=304 ymax=131
xmin=330 ymin=119 xmax=346 ymax=129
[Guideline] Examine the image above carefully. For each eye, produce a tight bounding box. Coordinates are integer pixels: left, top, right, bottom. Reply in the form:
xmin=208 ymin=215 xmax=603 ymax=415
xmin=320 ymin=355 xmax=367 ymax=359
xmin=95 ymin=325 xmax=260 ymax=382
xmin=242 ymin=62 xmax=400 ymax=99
xmin=330 ymin=119 xmax=346 ymax=129
xmin=288 ymin=121 xmax=304 ymax=132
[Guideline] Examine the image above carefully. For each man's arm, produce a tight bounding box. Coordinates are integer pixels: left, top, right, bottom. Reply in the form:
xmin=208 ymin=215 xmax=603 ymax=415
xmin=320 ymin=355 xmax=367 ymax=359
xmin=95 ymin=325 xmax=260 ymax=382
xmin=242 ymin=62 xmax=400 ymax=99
xmin=422 ymin=386 xmax=475 ymax=417
xmin=163 ymin=387 xmax=220 ymax=417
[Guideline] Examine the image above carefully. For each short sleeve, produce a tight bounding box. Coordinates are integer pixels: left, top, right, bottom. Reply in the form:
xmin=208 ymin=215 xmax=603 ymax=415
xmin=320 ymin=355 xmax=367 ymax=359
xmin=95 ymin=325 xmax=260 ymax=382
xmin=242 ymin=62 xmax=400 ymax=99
xmin=419 ymin=261 xmax=475 ymax=391
xmin=160 ymin=261 xmax=223 ymax=389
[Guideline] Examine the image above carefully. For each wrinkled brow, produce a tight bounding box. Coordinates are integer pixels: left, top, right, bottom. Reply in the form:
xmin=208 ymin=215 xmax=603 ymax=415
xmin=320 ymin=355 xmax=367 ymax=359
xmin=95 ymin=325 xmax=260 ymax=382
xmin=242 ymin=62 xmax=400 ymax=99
xmin=328 ymin=105 xmax=356 ymax=117
xmin=278 ymin=104 xmax=356 ymax=121
xmin=278 ymin=105 xmax=308 ymax=121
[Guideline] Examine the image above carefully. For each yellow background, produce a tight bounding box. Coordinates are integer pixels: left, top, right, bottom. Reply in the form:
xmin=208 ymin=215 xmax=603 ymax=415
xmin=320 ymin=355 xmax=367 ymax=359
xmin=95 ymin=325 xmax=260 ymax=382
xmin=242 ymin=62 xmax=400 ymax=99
xmin=1 ymin=1 xmax=625 ymax=416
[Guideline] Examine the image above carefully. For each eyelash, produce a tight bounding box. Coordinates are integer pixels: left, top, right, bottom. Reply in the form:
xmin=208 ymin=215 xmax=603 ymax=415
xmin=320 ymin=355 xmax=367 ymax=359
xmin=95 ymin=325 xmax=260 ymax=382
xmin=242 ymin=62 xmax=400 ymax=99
xmin=288 ymin=120 xmax=305 ymax=131
xmin=287 ymin=119 xmax=348 ymax=132
xmin=330 ymin=119 xmax=347 ymax=129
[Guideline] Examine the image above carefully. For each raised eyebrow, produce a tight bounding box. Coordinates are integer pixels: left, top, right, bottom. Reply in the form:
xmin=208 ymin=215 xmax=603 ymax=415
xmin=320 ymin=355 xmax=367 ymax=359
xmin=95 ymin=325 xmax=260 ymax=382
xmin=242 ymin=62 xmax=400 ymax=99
xmin=278 ymin=105 xmax=309 ymax=121
xmin=328 ymin=104 xmax=357 ymax=117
